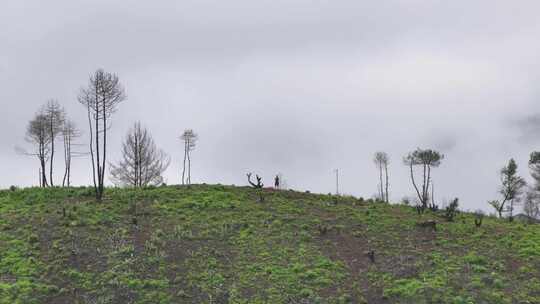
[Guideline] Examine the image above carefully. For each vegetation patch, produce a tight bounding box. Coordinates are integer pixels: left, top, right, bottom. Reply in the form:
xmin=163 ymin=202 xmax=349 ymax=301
xmin=0 ymin=185 xmax=539 ymax=303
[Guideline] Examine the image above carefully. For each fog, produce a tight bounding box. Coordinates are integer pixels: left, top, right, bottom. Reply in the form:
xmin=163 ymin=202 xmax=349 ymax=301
xmin=2 ymin=0 xmax=540 ymax=212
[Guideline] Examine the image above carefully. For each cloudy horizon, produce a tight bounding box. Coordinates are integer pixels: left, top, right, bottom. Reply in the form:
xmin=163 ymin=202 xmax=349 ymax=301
xmin=2 ymin=0 xmax=540 ymax=212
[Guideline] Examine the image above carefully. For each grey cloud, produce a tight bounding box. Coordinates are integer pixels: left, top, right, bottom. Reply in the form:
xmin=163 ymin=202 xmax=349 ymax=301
xmin=511 ymin=114 xmax=540 ymax=143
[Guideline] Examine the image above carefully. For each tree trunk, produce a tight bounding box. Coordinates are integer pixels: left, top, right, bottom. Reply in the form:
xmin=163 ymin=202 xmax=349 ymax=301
xmin=40 ymin=157 xmax=48 ymax=187
xmin=135 ymin=132 xmax=141 ymax=187
xmin=62 ymin=135 xmax=68 ymax=187
xmin=182 ymin=141 xmax=187 ymax=185
xmin=410 ymin=162 xmax=422 ymax=207
xmin=431 ymin=180 xmax=435 ymax=207
xmin=378 ymin=164 xmax=384 ymax=201
xmin=39 ymin=141 xmax=48 ymax=187
xmin=425 ymin=165 xmax=432 ymax=208
xmin=187 ymin=149 xmax=191 ymax=185
xmin=49 ymin=135 xmax=54 ymax=187
xmin=384 ymin=162 xmax=389 ymax=203
xmin=95 ymin=117 xmax=101 ymax=199
xmin=86 ymin=102 xmax=97 ymax=195
xmin=421 ymin=164 xmax=427 ymax=207
xmin=48 ymin=116 xmax=55 ymax=187
xmin=100 ymin=99 xmax=107 ymax=200
xmin=94 ymin=96 xmax=102 ymax=200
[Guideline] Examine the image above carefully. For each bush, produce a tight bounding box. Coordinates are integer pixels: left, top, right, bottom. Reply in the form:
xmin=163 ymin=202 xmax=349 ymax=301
xmin=474 ymin=209 xmax=485 ymax=227
xmin=444 ymin=198 xmax=459 ymax=221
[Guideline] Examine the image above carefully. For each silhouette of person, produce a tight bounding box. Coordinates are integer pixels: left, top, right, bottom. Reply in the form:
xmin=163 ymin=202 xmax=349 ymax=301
xmin=274 ymin=175 xmax=280 ymax=189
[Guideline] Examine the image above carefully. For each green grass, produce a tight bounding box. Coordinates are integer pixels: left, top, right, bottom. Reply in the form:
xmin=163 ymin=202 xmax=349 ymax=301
xmin=0 ymin=185 xmax=539 ymax=303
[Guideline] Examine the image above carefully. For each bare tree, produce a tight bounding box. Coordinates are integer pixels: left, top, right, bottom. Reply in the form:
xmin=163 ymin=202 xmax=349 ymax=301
xmin=247 ymin=173 xmax=263 ymax=188
xmin=111 ymin=122 xmax=170 ymax=187
xmin=488 ymin=158 xmax=526 ymax=219
xmin=373 ymin=152 xmax=389 ymax=202
xmin=110 ymin=122 xmax=170 ymax=187
xmin=403 ymin=148 xmax=444 ymax=210
xmin=78 ymin=69 xmax=126 ymax=200
xmin=44 ymin=100 xmax=65 ymax=187
xmin=20 ymin=111 xmax=51 ymax=187
xmin=61 ymin=119 xmax=83 ymax=187
xmin=180 ymin=129 xmax=198 ymax=185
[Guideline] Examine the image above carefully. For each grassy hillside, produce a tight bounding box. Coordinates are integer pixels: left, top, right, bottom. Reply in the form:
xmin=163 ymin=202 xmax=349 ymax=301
xmin=0 ymin=185 xmax=539 ymax=304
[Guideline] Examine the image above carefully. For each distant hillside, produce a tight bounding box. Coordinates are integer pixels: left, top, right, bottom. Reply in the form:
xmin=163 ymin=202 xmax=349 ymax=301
xmin=0 ymin=185 xmax=539 ymax=303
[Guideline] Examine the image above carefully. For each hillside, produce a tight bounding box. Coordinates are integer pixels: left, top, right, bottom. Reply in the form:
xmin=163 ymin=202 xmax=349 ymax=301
xmin=0 ymin=185 xmax=539 ymax=304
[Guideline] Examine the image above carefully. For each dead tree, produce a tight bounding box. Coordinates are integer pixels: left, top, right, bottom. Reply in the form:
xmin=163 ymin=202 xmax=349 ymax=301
xmin=110 ymin=122 xmax=170 ymax=187
xmin=78 ymin=69 xmax=126 ymax=200
xmin=247 ymin=173 xmax=265 ymax=203
xmin=247 ymin=173 xmax=264 ymax=188
xmin=44 ymin=100 xmax=65 ymax=187
xmin=384 ymin=156 xmax=389 ymax=203
xmin=61 ymin=119 xmax=83 ymax=187
xmin=19 ymin=111 xmax=51 ymax=187
xmin=180 ymin=129 xmax=198 ymax=185
xmin=373 ymin=152 xmax=389 ymax=202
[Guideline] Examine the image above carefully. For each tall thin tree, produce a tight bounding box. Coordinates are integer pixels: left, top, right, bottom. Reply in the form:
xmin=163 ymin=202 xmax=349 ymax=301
xmin=384 ymin=156 xmax=389 ymax=203
xmin=78 ymin=69 xmax=126 ymax=200
xmin=44 ymin=100 xmax=65 ymax=187
xmin=61 ymin=119 xmax=82 ymax=187
xmin=373 ymin=152 xmax=389 ymax=202
xmin=180 ymin=129 xmax=198 ymax=185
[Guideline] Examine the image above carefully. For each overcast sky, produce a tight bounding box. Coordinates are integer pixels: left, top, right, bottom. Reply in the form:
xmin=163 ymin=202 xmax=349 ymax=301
xmin=2 ymin=0 xmax=540 ymax=212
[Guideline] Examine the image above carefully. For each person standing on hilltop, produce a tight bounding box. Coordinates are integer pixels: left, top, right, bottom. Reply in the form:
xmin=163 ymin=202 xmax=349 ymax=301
xmin=274 ymin=175 xmax=280 ymax=189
